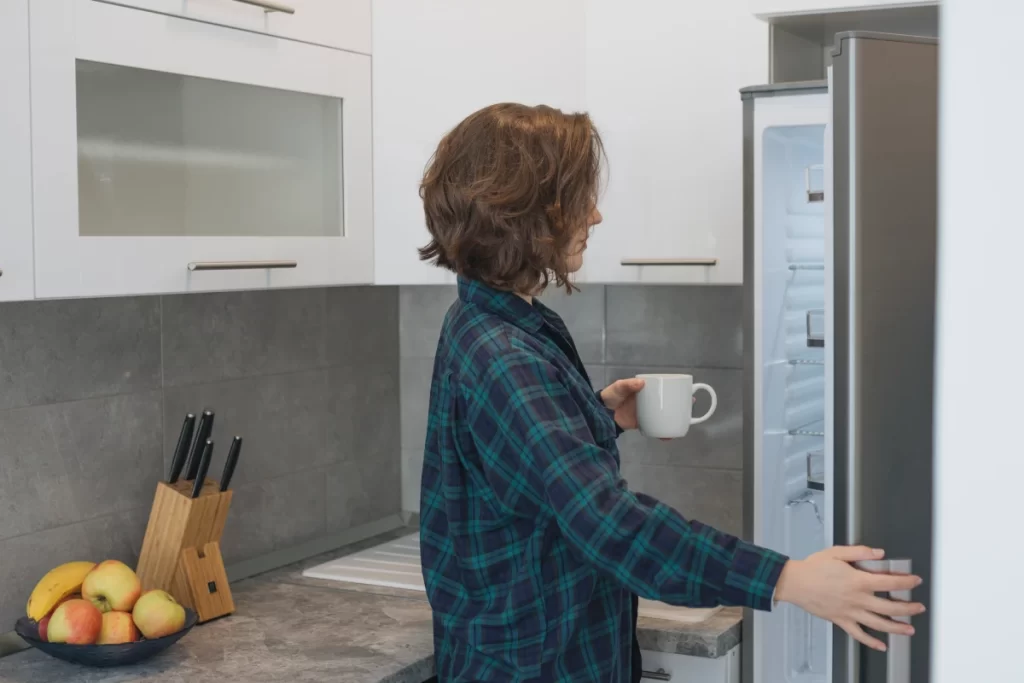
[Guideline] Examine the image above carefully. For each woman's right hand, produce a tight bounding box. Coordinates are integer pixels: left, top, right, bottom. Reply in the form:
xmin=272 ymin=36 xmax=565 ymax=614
xmin=774 ymin=546 xmax=925 ymax=652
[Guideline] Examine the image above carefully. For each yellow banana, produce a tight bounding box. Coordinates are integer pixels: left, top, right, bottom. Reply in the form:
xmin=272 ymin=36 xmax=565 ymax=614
xmin=26 ymin=561 xmax=97 ymax=621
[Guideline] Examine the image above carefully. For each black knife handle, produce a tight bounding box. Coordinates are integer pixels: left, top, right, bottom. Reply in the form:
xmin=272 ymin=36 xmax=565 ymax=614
xmin=190 ymin=439 xmax=214 ymax=499
xmin=167 ymin=413 xmax=196 ymax=484
xmin=185 ymin=410 xmax=214 ymax=480
xmin=220 ymin=436 xmax=243 ymax=492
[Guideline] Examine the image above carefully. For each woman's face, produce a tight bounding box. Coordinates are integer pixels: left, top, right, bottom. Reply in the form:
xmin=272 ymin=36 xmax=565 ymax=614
xmin=566 ymin=205 xmax=603 ymax=274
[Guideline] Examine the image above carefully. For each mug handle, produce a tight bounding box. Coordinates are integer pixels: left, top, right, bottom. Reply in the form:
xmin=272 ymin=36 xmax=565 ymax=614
xmin=690 ymin=384 xmax=718 ymax=425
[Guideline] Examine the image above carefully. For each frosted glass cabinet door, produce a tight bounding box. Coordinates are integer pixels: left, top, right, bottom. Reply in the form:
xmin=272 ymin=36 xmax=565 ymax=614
xmin=29 ymin=0 xmax=372 ymax=298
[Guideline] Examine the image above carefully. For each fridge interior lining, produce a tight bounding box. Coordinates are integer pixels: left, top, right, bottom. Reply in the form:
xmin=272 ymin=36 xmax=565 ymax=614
xmin=761 ymin=123 xmax=828 ymax=683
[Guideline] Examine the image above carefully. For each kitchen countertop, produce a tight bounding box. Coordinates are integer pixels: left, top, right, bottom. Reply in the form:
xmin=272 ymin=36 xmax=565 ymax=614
xmin=0 ymin=529 xmax=742 ymax=683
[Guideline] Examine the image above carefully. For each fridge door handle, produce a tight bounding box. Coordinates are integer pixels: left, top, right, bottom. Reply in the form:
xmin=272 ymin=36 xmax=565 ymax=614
xmin=854 ymin=558 xmax=913 ymax=683
xmin=886 ymin=558 xmax=913 ymax=683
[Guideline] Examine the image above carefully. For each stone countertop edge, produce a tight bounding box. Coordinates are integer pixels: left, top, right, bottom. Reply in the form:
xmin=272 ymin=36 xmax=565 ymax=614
xmin=265 ymin=528 xmax=745 ymax=660
xmin=0 ymin=528 xmax=743 ymax=683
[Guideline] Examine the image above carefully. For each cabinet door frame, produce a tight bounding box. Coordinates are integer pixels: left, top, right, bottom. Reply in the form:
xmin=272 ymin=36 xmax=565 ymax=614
xmin=0 ymin=0 xmax=35 ymax=301
xmin=30 ymin=0 xmax=372 ymax=298
xmin=93 ymin=0 xmax=372 ymax=55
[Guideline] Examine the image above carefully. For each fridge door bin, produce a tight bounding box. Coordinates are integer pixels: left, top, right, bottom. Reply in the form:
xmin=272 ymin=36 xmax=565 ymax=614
xmin=805 ymin=164 xmax=825 ymax=202
xmin=806 ymin=309 xmax=825 ymax=347
xmin=806 ymin=449 xmax=825 ymax=491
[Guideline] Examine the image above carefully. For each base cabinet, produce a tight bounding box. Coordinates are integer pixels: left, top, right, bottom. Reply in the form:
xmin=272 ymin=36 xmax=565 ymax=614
xmin=640 ymin=646 xmax=740 ymax=682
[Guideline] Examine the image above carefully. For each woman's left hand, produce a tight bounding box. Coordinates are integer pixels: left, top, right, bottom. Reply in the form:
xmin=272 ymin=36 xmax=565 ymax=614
xmin=600 ymin=378 xmax=646 ymax=431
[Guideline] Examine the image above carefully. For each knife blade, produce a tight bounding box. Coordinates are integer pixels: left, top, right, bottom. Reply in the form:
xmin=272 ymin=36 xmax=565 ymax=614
xmin=185 ymin=410 xmax=214 ymax=480
xmin=190 ymin=439 xmax=214 ymax=499
xmin=219 ymin=436 xmax=243 ymax=492
xmin=167 ymin=413 xmax=196 ymax=484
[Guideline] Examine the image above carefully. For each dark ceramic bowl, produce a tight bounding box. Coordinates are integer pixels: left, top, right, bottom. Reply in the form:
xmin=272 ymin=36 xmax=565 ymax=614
xmin=14 ymin=608 xmax=197 ymax=668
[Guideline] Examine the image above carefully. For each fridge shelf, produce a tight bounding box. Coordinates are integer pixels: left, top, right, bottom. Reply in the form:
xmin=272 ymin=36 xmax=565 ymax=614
xmin=789 ymin=357 xmax=824 ymax=366
xmin=789 ymin=420 xmax=825 ymax=437
xmin=788 ymin=263 xmax=825 ymax=272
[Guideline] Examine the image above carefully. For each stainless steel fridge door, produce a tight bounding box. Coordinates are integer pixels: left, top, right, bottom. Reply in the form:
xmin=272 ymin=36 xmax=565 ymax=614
xmin=830 ymin=32 xmax=938 ymax=683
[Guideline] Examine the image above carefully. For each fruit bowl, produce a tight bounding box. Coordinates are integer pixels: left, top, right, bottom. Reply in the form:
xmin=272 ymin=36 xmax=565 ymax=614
xmin=14 ymin=609 xmax=197 ymax=668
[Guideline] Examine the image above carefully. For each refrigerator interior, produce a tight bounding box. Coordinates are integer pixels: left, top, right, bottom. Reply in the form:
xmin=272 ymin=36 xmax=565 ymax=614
xmin=758 ymin=120 xmax=829 ymax=683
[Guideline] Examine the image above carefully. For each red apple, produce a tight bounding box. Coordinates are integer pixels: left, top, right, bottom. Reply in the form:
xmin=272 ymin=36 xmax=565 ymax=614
xmin=47 ymin=599 xmax=102 ymax=644
xmin=37 ymin=615 xmax=51 ymax=642
xmin=97 ymin=611 xmax=139 ymax=645
xmin=132 ymin=590 xmax=185 ymax=639
xmin=82 ymin=560 xmax=141 ymax=613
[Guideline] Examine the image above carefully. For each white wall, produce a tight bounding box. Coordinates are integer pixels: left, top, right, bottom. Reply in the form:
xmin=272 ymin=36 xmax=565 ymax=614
xmin=932 ymin=2 xmax=1024 ymax=681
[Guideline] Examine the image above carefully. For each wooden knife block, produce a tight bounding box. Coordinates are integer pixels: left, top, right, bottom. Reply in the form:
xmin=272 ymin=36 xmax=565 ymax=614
xmin=135 ymin=480 xmax=235 ymax=623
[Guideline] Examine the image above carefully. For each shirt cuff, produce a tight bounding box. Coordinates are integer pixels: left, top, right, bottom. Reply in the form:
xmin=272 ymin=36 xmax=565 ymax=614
xmin=720 ymin=540 xmax=788 ymax=612
xmin=595 ymin=389 xmax=625 ymax=437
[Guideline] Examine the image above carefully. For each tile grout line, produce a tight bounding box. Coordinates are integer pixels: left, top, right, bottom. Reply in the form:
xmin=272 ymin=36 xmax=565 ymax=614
xmin=321 ymin=287 xmax=330 ymax=532
xmin=601 ymin=284 xmax=608 ymax=365
xmin=0 ymin=504 xmax=150 ymax=546
xmin=0 ymin=385 xmax=164 ymax=415
xmin=622 ymin=463 xmax=744 ymax=475
xmin=603 ymin=363 xmax=745 ymax=373
xmin=159 ymin=295 xmax=166 ymax=479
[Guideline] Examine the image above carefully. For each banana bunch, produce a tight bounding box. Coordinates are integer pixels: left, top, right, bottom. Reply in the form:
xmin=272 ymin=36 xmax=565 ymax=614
xmin=26 ymin=561 xmax=97 ymax=622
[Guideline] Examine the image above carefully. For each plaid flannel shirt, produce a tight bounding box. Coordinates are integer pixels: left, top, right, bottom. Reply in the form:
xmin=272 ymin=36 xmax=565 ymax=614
xmin=420 ymin=277 xmax=787 ymax=682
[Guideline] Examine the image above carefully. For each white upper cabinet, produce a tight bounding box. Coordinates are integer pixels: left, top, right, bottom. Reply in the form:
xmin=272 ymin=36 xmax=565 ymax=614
xmin=750 ymin=0 xmax=937 ymax=17
xmin=98 ymin=0 xmax=371 ymax=54
xmin=0 ymin=0 xmax=35 ymax=301
xmin=583 ymin=0 xmax=768 ymax=284
xmin=29 ymin=0 xmax=372 ymax=298
xmin=372 ymin=0 xmax=587 ymax=286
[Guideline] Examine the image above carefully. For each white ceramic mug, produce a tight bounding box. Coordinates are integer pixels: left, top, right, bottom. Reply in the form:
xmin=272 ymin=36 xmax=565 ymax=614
xmin=635 ymin=374 xmax=718 ymax=439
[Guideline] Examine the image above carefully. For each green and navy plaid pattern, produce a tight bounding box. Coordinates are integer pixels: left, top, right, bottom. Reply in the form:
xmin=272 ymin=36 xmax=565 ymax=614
xmin=420 ymin=277 xmax=788 ymax=682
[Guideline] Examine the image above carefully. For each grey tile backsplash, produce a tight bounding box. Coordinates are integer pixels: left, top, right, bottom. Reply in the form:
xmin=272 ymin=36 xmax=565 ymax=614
xmin=0 ymin=286 xmax=401 ymax=629
xmin=605 ymin=285 xmax=743 ymax=369
xmin=0 ymin=296 xmax=161 ymax=411
xmin=0 ymin=278 xmax=743 ymax=629
xmin=398 ymin=284 xmax=744 ymax=534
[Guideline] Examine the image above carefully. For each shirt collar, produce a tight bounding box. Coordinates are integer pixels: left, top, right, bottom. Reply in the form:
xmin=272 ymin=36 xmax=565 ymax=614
xmin=457 ymin=276 xmax=546 ymax=335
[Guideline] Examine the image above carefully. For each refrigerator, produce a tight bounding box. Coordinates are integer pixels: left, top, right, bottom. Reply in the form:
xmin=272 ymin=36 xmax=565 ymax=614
xmin=740 ymin=32 xmax=938 ymax=683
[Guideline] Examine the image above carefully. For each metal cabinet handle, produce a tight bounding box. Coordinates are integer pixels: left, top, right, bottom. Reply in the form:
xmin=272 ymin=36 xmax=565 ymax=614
xmin=641 ymin=670 xmax=672 ymax=681
xmin=188 ymin=260 xmax=297 ymax=271
xmin=230 ymin=0 xmax=296 ymax=14
xmin=620 ymin=258 xmax=718 ymax=266
xmin=854 ymin=559 xmax=913 ymax=683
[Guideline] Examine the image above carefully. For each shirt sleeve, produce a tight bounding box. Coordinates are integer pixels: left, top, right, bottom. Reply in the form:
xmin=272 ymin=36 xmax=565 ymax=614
xmin=460 ymin=349 xmax=787 ymax=611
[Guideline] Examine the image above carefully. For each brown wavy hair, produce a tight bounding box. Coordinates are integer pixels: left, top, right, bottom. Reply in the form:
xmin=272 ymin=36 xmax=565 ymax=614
xmin=418 ymin=103 xmax=605 ymax=294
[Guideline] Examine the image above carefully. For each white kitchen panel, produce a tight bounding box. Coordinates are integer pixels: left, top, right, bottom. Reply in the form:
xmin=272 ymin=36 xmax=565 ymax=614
xmin=372 ymin=0 xmax=586 ymax=285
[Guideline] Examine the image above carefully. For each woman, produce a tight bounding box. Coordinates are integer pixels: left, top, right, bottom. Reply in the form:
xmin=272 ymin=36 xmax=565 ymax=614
xmin=417 ymin=103 xmax=923 ymax=682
